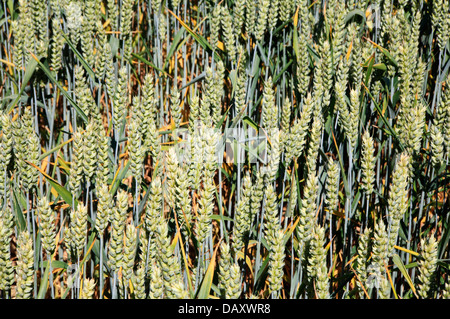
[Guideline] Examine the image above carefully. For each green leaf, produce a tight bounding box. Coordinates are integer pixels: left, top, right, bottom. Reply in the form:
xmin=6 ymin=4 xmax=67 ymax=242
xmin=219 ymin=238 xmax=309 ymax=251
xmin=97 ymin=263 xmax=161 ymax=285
xmin=60 ymin=32 xmax=96 ymax=80
xmin=12 ymin=191 xmax=26 ymax=232
xmin=39 ymin=260 xmax=68 ymax=269
xmin=110 ymin=160 xmax=131 ymax=195
xmin=163 ymin=27 xmax=185 ymax=71
xmin=37 ymin=258 xmax=51 ymax=299
xmin=392 ymin=253 xmax=418 ymax=298
xmin=242 ymin=116 xmax=259 ymax=132
xmin=6 ymin=54 xmax=38 ymax=114
xmin=27 ymin=160 xmax=77 ymax=208
xmin=30 ymin=54 xmax=88 ymax=123
xmin=273 ymin=59 xmax=294 ymax=84
xmin=344 ymin=9 xmax=366 ymax=24
xmin=167 ymin=9 xmax=221 ymax=62
xmin=132 ymin=52 xmax=168 ymax=77
xmin=209 ymin=214 xmax=234 ymax=222
xmin=195 ymin=242 xmax=219 ymax=299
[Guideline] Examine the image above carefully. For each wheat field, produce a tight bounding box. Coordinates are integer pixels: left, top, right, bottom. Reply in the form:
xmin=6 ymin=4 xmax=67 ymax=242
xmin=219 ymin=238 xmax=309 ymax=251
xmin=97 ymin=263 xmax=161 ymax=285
xmin=0 ymin=0 xmax=449 ymax=299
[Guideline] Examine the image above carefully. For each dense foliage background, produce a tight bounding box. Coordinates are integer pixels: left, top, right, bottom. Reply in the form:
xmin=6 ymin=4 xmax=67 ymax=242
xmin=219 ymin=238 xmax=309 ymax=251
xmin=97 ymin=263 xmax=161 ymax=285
xmin=0 ymin=0 xmax=449 ymax=299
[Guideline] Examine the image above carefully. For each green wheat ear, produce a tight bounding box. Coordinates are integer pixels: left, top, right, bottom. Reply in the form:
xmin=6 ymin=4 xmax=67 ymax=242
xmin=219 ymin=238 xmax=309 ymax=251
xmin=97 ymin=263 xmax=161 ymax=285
xmin=37 ymin=196 xmax=56 ymax=255
xmin=308 ymin=224 xmax=329 ymax=299
xmin=417 ymin=235 xmax=438 ymax=299
xmin=361 ymin=130 xmax=376 ymax=196
xmin=325 ymin=157 xmax=340 ymax=212
xmin=268 ymin=229 xmax=285 ymax=298
xmin=0 ymin=217 xmax=14 ymax=291
xmin=79 ymin=278 xmax=96 ymax=299
xmin=15 ymin=231 xmax=34 ymax=299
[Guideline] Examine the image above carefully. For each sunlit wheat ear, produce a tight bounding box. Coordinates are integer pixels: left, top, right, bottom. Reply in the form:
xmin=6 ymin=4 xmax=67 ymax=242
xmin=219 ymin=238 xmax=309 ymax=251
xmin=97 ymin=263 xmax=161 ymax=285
xmin=149 ymin=262 xmax=164 ymax=299
xmin=268 ymin=230 xmax=285 ymax=298
xmin=387 ymin=152 xmax=410 ymax=256
xmin=165 ymin=147 xmax=179 ymax=210
xmin=313 ymin=39 xmax=333 ymax=112
xmin=378 ymin=275 xmax=391 ymax=299
xmin=95 ymin=184 xmax=112 ymax=235
xmin=128 ymin=119 xmax=145 ymax=186
xmin=113 ymin=67 xmax=129 ymax=130
xmin=325 ymin=157 xmax=340 ymax=212
xmin=219 ymin=241 xmax=243 ymax=299
xmin=120 ymin=0 xmax=133 ymax=37
xmin=227 ymin=264 xmax=242 ymax=299
xmin=83 ymin=123 xmax=98 ymax=182
xmin=95 ymin=130 xmax=111 ymax=187
xmin=188 ymin=130 xmax=202 ymax=191
xmin=284 ymin=93 xmax=313 ymax=164
xmin=308 ymin=225 xmax=329 ymax=299
xmin=417 ymin=235 xmax=438 ymax=299
xmin=232 ymin=174 xmax=252 ymax=254
xmin=280 ymin=97 xmax=291 ymax=133
xmin=261 ymin=77 xmax=278 ymax=133
xmin=355 ymin=227 xmax=371 ymax=298
xmin=79 ymin=278 xmax=96 ymax=299
xmin=74 ymin=65 xmax=90 ymax=116
xmin=330 ymin=1 xmax=347 ymax=69
xmin=267 ymin=0 xmax=279 ymax=31
xmin=170 ymin=89 xmax=182 ymax=128
xmin=50 ymin=17 xmax=65 ymax=74
xmin=158 ymin=11 xmax=167 ymax=43
xmin=15 ymin=108 xmax=40 ymax=191
xmin=0 ymin=115 xmax=12 ymax=195
xmin=0 ymin=217 xmax=14 ymax=291
xmin=263 ymin=128 xmax=281 ymax=184
xmin=108 ymin=190 xmax=129 ymax=272
xmin=142 ymin=73 xmax=158 ymax=124
xmin=255 ymin=0 xmax=269 ymax=42
xmin=361 ymin=130 xmax=376 ymax=196
xmin=107 ymin=0 xmax=118 ymax=31
xmin=144 ymin=176 xmax=163 ymax=235
xmin=430 ymin=124 xmax=444 ymax=168
xmin=179 ymin=167 xmax=194 ymax=229
xmin=201 ymin=126 xmax=220 ymax=183
xmin=69 ymin=131 xmax=84 ymax=195
xmin=250 ymin=171 xmax=264 ymax=221
xmin=209 ymin=5 xmax=221 ymax=52
xmin=263 ymin=184 xmax=279 ymax=248
xmin=188 ymin=95 xmax=199 ymax=134
xmin=122 ymin=223 xmax=138 ymax=285
xmin=104 ymin=42 xmax=115 ymax=100
xmin=66 ymin=1 xmax=83 ymax=45
xmin=296 ymin=171 xmax=318 ymax=258
xmin=431 ymin=0 xmax=449 ymax=50
xmin=156 ymin=222 xmax=182 ymax=299
xmin=305 ymin=114 xmax=323 ymax=172
xmin=15 ymin=231 xmax=34 ymax=299
xmin=195 ymin=179 xmax=215 ymax=246
xmin=131 ymin=265 xmax=146 ymax=299
xmin=11 ymin=20 xmax=24 ymax=69
xmin=37 ymin=196 xmax=56 ymax=255
xmin=67 ymin=203 xmax=88 ymax=261
xmin=232 ymin=0 xmax=245 ymax=37
xmin=81 ymin=8 xmax=95 ymax=68
xmin=372 ymin=218 xmax=389 ymax=273
xmin=443 ymin=281 xmax=450 ymax=299
xmin=245 ymin=0 xmax=257 ymax=36
xmin=222 ymin=6 xmax=236 ymax=63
